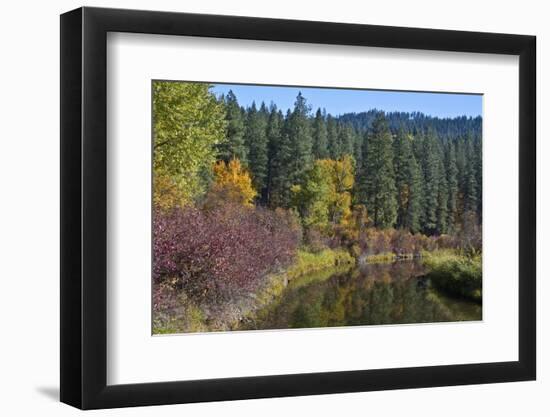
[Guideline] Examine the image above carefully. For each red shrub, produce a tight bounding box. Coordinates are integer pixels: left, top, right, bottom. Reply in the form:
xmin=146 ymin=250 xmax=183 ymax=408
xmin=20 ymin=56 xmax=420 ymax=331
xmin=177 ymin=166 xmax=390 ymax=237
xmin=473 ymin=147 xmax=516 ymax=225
xmin=153 ymin=203 xmax=300 ymax=304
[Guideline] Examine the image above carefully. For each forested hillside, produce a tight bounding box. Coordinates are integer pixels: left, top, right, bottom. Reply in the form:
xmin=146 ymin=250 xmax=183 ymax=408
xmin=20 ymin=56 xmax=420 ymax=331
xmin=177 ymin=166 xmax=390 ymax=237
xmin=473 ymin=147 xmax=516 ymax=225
xmin=213 ymin=90 xmax=482 ymax=236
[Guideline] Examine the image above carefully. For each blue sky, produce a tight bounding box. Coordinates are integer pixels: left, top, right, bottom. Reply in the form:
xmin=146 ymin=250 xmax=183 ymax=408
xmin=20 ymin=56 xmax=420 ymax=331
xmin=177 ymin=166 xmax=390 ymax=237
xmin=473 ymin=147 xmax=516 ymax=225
xmin=211 ymin=83 xmax=482 ymax=119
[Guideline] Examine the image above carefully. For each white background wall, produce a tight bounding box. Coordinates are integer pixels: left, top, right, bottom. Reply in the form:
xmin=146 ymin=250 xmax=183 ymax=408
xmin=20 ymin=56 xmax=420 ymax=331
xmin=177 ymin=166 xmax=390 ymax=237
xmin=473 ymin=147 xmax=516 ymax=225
xmin=0 ymin=0 xmax=546 ymax=415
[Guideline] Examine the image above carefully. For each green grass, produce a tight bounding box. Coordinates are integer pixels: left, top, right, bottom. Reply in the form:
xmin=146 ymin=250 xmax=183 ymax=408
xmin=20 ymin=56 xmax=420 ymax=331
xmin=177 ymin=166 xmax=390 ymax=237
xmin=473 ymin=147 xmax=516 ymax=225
xmin=422 ymin=250 xmax=482 ymax=302
xmin=286 ymin=249 xmax=355 ymax=279
xmin=364 ymin=252 xmax=396 ymax=263
xmin=257 ymin=248 xmax=355 ymax=303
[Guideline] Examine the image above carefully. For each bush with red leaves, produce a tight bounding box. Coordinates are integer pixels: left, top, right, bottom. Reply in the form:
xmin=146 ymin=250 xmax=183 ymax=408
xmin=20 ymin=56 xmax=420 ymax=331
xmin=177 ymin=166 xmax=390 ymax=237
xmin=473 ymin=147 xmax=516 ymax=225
xmin=153 ymin=203 xmax=300 ymax=304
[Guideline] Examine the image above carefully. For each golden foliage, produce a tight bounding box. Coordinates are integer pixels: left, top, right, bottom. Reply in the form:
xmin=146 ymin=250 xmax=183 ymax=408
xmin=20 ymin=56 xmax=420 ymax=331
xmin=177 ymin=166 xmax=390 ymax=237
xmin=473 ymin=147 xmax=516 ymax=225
xmin=205 ymin=158 xmax=257 ymax=208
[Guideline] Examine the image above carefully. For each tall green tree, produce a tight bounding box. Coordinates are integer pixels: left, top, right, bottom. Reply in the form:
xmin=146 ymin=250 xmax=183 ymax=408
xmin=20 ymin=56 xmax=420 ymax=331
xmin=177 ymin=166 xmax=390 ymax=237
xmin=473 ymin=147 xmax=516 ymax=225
xmin=312 ymin=108 xmax=329 ymax=159
xmin=269 ymin=109 xmax=295 ymax=208
xmin=280 ymin=93 xmax=313 ymax=207
xmin=473 ymin=135 xmax=482 ymax=222
xmin=265 ymin=105 xmax=284 ymax=207
xmin=445 ymin=141 xmax=459 ymax=233
xmin=244 ymin=102 xmax=269 ymax=202
xmin=418 ymin=131 xmax=440 ymax=234
xmin=327 ymin=115 xmax=340 ymax=159
xmin=337 ymin=123 xmax=355 ymax=157
xmin=217 ymin=90 xmax=247 ymax=163
xmin=436 ymin=148 xmax=449 ymax=235
xmin=463 ymin=134 xmax=478 ymax=214
xmin=393 ymin=129 xmax=421 ymax=232
xmin=358 ymin=114 xmax=397 ymax=228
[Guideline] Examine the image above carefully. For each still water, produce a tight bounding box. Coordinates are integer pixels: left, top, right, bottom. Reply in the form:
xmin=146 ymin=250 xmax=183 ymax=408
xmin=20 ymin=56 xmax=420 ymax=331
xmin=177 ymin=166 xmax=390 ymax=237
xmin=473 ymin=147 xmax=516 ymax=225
xmin=241 ymin=260 xmax=481 ymax=330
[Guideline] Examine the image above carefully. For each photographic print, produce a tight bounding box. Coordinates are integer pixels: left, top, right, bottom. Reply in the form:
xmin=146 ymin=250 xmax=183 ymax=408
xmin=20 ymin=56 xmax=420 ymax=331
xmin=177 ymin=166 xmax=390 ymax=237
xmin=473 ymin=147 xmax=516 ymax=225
xmin=152 ymin=81 xmax=482 ymax=335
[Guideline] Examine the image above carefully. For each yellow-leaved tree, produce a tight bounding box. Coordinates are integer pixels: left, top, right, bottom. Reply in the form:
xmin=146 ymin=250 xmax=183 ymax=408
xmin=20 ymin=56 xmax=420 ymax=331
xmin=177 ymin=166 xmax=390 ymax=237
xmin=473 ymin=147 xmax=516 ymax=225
xmin=204 ymin=158 xmax=257 ymax=208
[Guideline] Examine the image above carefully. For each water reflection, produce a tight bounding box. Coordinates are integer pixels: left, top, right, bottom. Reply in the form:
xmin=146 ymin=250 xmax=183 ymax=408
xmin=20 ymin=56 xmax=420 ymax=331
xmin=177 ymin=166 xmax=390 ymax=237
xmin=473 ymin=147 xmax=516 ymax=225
xmin=241 ymin=261 xmax=481 ymax=330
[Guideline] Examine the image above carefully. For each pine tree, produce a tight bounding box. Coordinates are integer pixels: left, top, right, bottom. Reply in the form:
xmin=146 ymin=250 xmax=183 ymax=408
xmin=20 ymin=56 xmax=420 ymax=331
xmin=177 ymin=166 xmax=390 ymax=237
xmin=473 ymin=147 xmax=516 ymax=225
xmin=337 ymin=123 xmax=355 ymax=157
xmin=473 ymin=135 xmax=482 ymax=223
xmin=327 ymin=115 xmax=340 ymax=159
xmin=244 ymin=102 xmax=269 ymax=202
xmin=284 ymin=93 xmax=313 ymax=199
xmin=312 ymin=108 xmax=329 ymax=159
xmin=270 ymin=109 xmax=298 ymax=208
xmin=353 ymin=129 xmax=364 ymax=174
xmin=445 ymin=141 xmax=459 ymax=233
xmin=359 ymin=114 xmax=397 ymax=228
xmin=418 ymin=131 xmax=440 ymax=234
xmin=463 ymin=134 xmax=478 ymax=214
xmin=266 ymin=106 xmax=285 ymax=207
xmin=436 ymin=146 xmax=448 ymax=235
xmin=217 ymin=90 xmax=247 ymax=163
xmin=406 ymin=154 xmax=422 ymax=233
xmin=393 ymin=129 xmax=421 ymax=232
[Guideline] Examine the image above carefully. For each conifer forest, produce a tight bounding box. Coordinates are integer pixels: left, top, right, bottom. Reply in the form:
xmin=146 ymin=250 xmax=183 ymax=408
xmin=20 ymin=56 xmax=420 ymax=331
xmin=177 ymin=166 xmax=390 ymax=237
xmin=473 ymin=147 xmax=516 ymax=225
xmin=153 ymin=81 xmax=482 ymax=334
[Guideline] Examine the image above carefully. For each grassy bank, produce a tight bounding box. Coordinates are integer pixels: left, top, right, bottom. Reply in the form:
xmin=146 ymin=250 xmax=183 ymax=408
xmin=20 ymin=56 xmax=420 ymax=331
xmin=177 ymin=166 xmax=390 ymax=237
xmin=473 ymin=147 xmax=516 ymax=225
xmin=286 ymin=249 xmax=355 ymax=279
xmin=243 ymin=248 xmax=355 ymax=316
xmin=422 ymin=249 xmax=482 ymax=303
xmin=361 ymin=252 xmax=417 ymax=264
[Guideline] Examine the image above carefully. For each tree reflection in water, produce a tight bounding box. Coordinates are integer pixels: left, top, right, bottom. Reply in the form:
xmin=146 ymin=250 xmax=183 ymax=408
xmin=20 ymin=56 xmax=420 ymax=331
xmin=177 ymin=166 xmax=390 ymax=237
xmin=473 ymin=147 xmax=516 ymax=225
xmin=241 ymin=261 xmax=481 ymax=330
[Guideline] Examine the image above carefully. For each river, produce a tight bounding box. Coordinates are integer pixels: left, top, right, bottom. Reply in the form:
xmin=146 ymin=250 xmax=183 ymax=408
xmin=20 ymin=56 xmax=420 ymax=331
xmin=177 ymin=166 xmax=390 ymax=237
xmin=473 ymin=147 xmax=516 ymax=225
xmin=239 ymin=260 xmax=481 ymax=330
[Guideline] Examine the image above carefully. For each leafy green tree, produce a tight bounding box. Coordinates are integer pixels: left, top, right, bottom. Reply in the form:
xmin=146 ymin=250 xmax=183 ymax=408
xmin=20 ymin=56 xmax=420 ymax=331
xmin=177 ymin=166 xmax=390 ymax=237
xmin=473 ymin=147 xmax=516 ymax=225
xmin=153 ymin=81 xmax=226 ymax=208
xmin=358 ymin=114 xmax=397 ymax=228
xmin=217 ymin=90 xmax=247 ymax=163
xmin=291 ymin=162 xmax=332 ymax=230
xmin=292 ymin=156 xmax=355 ymax=229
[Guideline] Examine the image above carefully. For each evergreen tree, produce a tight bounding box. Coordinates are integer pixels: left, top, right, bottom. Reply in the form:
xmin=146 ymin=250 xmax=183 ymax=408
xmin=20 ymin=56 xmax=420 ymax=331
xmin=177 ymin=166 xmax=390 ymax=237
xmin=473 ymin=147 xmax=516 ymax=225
xmin=266 ymin=106 xmax=285 ymax=207
xmin=244 ymin=102 xmax=269 ymax=202
xmin=436 ymin=147 xmax=448 ymax=235
xmin=463 ymin=134 xmax=478 ymax=214
xmin=406 ymin=155 xmax=422 ymax=233
xmin=353 ymin=129 xmax=364 ymax=173
xmin=337 ymin=123 xmax=355 ymax=157
xmin=445 ymin=141 xmax=459 ymax=232
xmin=327 ymin=115 xmax=340 ymax=159
xmin=312 ymin=108 xmax=329 ymax=159
xmin=473 ymin=135 xmax=482 ymax=223
xmin=393 ymin=129 xmax=421 ymax=232
xmin=217 ymin=90 xmax=247 ymax=163
xmin=270 ymin=109 xmax=299 ymax=208
xmin=359 ymin=114 xmax=397 ymax=228
xmin=284 ymin=93 xmax=313 ymax=196
xmin=418 ymin=131 xmax=440 ymax=234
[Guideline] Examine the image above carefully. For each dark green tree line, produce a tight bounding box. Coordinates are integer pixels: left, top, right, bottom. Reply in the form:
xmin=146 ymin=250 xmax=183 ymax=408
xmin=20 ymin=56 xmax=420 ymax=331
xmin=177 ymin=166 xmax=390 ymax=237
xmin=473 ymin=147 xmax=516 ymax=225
xmin=217 ymin=89 xmax=482 ymax=236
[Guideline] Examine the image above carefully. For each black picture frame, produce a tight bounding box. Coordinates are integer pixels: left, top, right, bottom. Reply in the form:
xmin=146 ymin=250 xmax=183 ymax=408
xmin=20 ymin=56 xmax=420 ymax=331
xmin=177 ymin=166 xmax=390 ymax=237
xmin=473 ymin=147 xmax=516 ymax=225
xmin=60 ymin=6 xmax=536 ymax=410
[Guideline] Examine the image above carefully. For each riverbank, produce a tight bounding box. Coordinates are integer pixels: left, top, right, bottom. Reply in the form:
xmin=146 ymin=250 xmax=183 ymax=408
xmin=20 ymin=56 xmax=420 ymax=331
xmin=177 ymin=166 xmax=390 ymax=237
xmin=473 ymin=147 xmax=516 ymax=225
xmin=360 ymin=252 xmax=418 ymax=264
xmin=153 ymin=247 xmax=482 ymax=334
xmin=153 ymin=248 xmax=355 ymax=334
xmin=421 ymin=249 xmax=482 ymax=303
